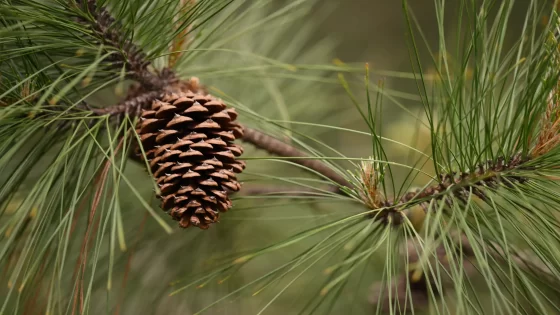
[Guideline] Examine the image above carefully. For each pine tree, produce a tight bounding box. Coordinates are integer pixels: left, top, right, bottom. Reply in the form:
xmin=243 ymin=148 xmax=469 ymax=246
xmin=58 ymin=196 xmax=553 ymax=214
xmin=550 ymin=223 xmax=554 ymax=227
xmin=2 ymin=0 xmax=560 ymax=314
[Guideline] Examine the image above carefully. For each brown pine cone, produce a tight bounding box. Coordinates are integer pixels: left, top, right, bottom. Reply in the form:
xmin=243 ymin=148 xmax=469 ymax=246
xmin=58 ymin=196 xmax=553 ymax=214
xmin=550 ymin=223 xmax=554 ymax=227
xmin=136 ymin=91 xmax=245 ymax=229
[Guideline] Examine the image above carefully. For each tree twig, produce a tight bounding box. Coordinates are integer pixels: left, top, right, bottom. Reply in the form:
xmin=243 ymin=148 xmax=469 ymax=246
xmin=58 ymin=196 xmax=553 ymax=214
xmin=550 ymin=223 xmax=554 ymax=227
xmin=237 ymin=184 xmax=340 ymax=197
xmin=241 ymin=127 xmax=352 ymax=188
xmin=90 ymin=90 xmax=162 ymax=118
xmin=74 ymin=0 xmax=174 ymax=90
xmin=372 ymin=153 xmax=531 ymax=225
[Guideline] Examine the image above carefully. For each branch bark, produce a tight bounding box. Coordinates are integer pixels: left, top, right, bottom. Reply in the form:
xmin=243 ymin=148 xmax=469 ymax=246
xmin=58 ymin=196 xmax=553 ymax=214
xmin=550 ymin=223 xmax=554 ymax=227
xmin=241 ymin=127 xmax=351 ymax=189
xmin=237 ymin=184 xmax=340 ymax=197
xmin=372 ymin=153 xmax=531 ymax=225
xmin=90 ymin=90 xmax=162 ymax=118
xmin=74 ymin=0 xmax=175 ymax=90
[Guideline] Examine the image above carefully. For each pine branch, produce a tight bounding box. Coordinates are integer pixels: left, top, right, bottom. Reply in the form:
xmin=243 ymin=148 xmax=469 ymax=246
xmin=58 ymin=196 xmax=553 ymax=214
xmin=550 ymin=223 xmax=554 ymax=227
xmin=90 ymin=90 xmax=162 ymax=117
xmin=241 ymin=127 xmax=351 ymax=188
xmin=85 ymin=94 xmax=536 ymax=224
xmin=86 ymin=93 xmax=352 ymax=191
xmin=238 ymin=184 xmax=340 ymax=196
xmin=84 ymin=77 xmax=204 ymax=119
xmin=74 ymin=0 xmax=175 ymax=90
xmin=369 ymin=153 xmax=531 ymax=225
xmin=70 ymin=1 xmax=355 ymax=196
xmin=3 ymin=0 xmax=560 ymax=313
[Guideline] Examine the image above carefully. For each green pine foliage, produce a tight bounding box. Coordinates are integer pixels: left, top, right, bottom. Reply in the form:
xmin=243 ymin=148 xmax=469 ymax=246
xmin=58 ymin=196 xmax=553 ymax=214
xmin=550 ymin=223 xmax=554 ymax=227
xmin=1 ymin=0 xmax=560 ymax=314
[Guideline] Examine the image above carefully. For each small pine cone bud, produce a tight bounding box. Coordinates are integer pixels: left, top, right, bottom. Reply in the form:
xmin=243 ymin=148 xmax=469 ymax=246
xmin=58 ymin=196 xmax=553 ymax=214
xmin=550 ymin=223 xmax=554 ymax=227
xmin=136 ymin=91 xmax=245 ymax=229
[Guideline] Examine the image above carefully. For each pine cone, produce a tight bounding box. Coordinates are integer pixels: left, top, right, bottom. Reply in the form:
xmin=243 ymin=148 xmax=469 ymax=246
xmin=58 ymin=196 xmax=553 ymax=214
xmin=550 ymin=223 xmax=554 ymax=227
xmin=136 ymin=91 xmax=245 ymax=229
